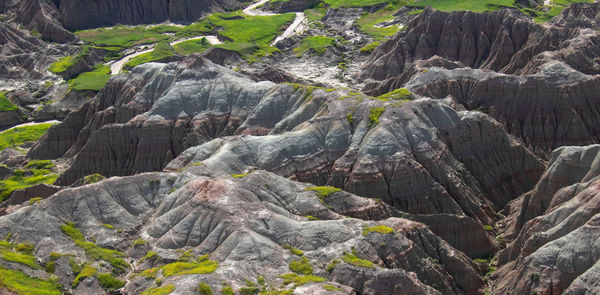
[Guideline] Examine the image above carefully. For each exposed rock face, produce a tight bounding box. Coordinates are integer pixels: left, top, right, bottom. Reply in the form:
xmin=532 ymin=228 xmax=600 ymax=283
xmin=30 ymin=57 xmax=317 ymax=185
xmin=362 ymin=4 xmax=600 ymax=86
xmin=5 ymin=184 xmax=61 ymax=205
xmin=56 ymin=0 xmax=243 ymax=30
xmin=404 ymin=62 xmax=600 ymax=157
xmin=0 ymin=170 xmax=484 ymax=294
xmin=0 ymin=21 xmax=70 ymax=81
xmin=0 ymin=0 xmax=75 ymax=43
xmin=493 ymin=144 xmax=600 ymax=294
xmin=264 ymin=0 xmax=321 ymax=13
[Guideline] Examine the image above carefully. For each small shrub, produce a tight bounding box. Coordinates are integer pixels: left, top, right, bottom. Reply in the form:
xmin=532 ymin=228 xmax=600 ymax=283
xmin=279 ymin=273 xmax=325 ymax=286
xmin=283 ymin=244 xmax=303 ymax=256
xmin=368 ymin=107 xmax=386 ymax=127
xmin=198 ymin=282 xmax=213 ymax=295
xmin=102 ymin=224 xmax=114 ymax=229
xmin=133 ymin=239 xmax=147 ymax=246
xmin=326 ymin=259 xmax=340 ymax=273
xmin=15 ymin=243 xmax=34 ymax=254
xmin=140 ymin=251 xmax=158 ymax=263
xmin=323 ymin=284 xmax=343 ymax=291
xmin=342 ymin=252 xmax=375 ymax=268
xmin=72 ymin=264 xmax=96 ymax=287
xmin=84 ymin=174 xmax=105 ymax=184
xmin=240 ymin=287 xmax=259 ymax=295
xmin=304 ymin=186 xmax=341 ymax=199
xmin=362 ymin=225 xmax=395 ymax=236
xmin=222 ymin=284 xmax=234 ymax=295
xmin=360 ymin=41 xmax=380 ymax=54
xmin=289 ymin=257 xmax=312 ymax=275
xmin=482 ymin=225 xmax=493 ymax=231
xmin=28 ymin=197 xmax=43 ymax=205
xmin=530 ymin=273 xmax=540 ymax=282
xmin=97 ymin=273 xmax=125 ymax=290
xmin=141 ymin=284 xmax=175 ymax=295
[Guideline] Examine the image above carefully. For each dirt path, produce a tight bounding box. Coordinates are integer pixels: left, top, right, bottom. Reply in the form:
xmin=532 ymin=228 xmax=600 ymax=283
xmin=243 ymin=0 xmax=274 ymax=16
xmin=271 ymin=12 xmax=306 ymax=46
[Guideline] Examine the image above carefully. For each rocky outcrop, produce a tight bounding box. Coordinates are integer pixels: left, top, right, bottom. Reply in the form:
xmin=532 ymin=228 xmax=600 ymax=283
xmin=5 ymin=183 xmax=61 ymax=205
xmin=0 ymin=170 xmax=484 ymax=294
xmin=29 ymin=57 xmax=320 ymax=185
xmin=492 ymin=144 xmax=600 ymax=294
xmin=57 ymin=0 xmax=243 ymax=30
xmin=0 ymin=0 xmax=75 ymax=43
xmin=263 ymin=0 xmax=321 ymax=13
xmin=362 ymin=4 xmax=600 ymax=86
xmin=403 ymin=62 xmax=600 ymax=157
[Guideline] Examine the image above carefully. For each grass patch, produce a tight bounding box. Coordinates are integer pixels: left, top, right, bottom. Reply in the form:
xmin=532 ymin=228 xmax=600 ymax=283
xmin=304 ymin=186 xmax=341 ymax=199
xmin=68 ymin=64 xmax=111 ymax=91
xmin=102 ymin=224 xmax=114 ymax=229
xmin=355 ymin=5 xmax=402 ymax=41
xmin=482 ymin=225 xmax=493 ymax=231
xmin=360 ymin=41 xmax=380 ymax=54
xmin=48 ymin=56 xmax=75 ymax=74
xmin=97 ymin=273 xmax=125 ymax=290
xmin=133 ymin=239 xmax=147 ymax=246
xmin=323 ymin=0 xmax=390 ymax=8
xmin=293 ymin=36 xmax=335 ymax=56
xmin=0 ymin=92 xmax=18 ymax=112
xmin=0 ymin=123 xmax=54 ymax=151
xmin=174 ymin=38 xmax=212 ymax=55
xmin=76 ymin=26 xmax=169 ymax=47
xmin=125 ymin=41 xmax=175 ymax=69
xmin=323 ymin=284 xmax=343 ymax=291
xmin=409 ymin=0 xmax=517 ymax=12
xmin=208 ymin=11 xmax=295 ymax=58
xmin=342 ymin=252 xmax=376 ymax=268
xmin=368 ymin=107 xmax=386 ymax=127
xmin=72 ymin=264 xmax=96 ymax=287
xmin=197 ymin=282 xmax=213 ymax=295
xmin=161 ymin=255 xmax=218 ymax=277
xmin=2 ymin=252 xmax=41 ymax=269
xmin=28 ymin=197 xmax=43 ymax=205
xmin=280 ymin=273 xmax=325 ymax=286
xmin=0 ymin=266 xmax=61 ymax=295
xmin=375 ymin=88 xmax=413 ymax=101
xmin=0 ymin=168 xmax=57 ymax=203
xmin=362 ymin=225 xmax=395 ymax=236
xmin=141 ymin=284 xmax=176 ymax=295
xmin=283 ymin=244 xmax=304 ymax=256
xmin=61 ymin=222 xmax=128 ymax=272
xmin=289 ymin=257 xmax=312 ymax=275
xmin=84 ymin=174 xmax=105 ymax=184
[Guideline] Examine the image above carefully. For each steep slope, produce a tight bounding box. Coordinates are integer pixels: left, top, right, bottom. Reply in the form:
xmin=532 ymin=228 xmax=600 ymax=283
xmin=0 ymin=170 xmax=484 ymax=294
xmin=403 ymin=61 xmax=600 ymax=158
xmin=362 ymin=4 xmax=600 ymax=86
xmin=492 ymin=144 xmax=600 ymax=294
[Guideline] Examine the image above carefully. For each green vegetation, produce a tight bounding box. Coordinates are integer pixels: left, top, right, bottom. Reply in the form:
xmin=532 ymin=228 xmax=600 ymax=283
xmin=409 ymin=0 xmax=517 ymax=12
xmin=48 ymin=55 xmax=75 ymax=74
xmin=362 ymin=225 xmax=395 ymax=236
xmin=139 ymin=268 xmax=159 ymax=279
xmin=0 ymin=92 xmax=17 ymax=112
xmin=368 ymin=107 xmax=386 ymax=127
xmin=76 ymin=26 xmax=170 ymax=47
xmin=208 ymin=12 xmax=295 ymax=58
xmin=0 ymin=266 xmax=61 ymax=295
xmin=2 ymin=252 xmax=41 ymax=269
xmin=72 ymin=264 xmax=96 ymax=287
xmin=283 ymin=244 xmax=304 ymax=256
xmin=360 ymin=41 xmax=380 ymax=54
xmin=133 ymin=239 xmax=147 ymax=246
xmin=84 ymin=174 xmax=106 ymax=184
xmin=174 ymin=38 xmax=212 ymax=55
xmin=97 ymin=273 xmax=125 ymax=290
xmin=305 ymin=8 xmax=327 ymax=22
xmin=198 ymin=282 xmax=213 ymax=295
xmin=102 ymin=224 xmax=114 ymax=229
xmin=355 ymin=5 xmax=401 ymax=41
xmin=293 ymin=36 xmax=335 ymax=56
xmin=140 ymin=251 xmax=158 ymax=263
xmin=141 ymin=284 xmax=176 ymax=295
xmin=28 ymin=197 xmax=43 ymax=205
xmin=530 ymin=272 xmax=540 ymax=282
xmin=222 ymin=284 xmax=235 ymax=295
xmin=323 ymin=0 xmax=389 ymax=8
xmin=482 ymin=225 xmax=493 ymax=231
xmin=231 ymin=170 xmax=254 ymax=178
xmin=26 ymin=160 xmax=54 ymax=170
xmin=161 ymin=255 xmax=218 ymax=277
xmin=125 ymin=41 xmax=175 ymax=69
xmin=473 ymin=258 xmax=488 ymax=264
xmin=0 ymin=123 xmax=54 ymax=151
xmin=60 ymin=222 xmax=129 ymax=272
xmin=323 ymin=284 xmax=344 ymax=291
xmin=289 ymin=257 xmax=312 ymax=275
xmin=0 ymin=162 xmax=58 ymax=203
xmin=342 ymin=252 xmax=376 ymax=268
xmin=326 ymin=259 xmax=340 ymax=273
xmin=280 ymin=273 xmax=325 ymax=286
xmin=240 ymin=286 xmax=259 ymax=295
xmin=304 ymin=186 xmax=341 ymax=199
xmin=375 ymin=88 xmax=413 ymax=101
xmin=68 ymin=64 xmax=111 ymax=91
